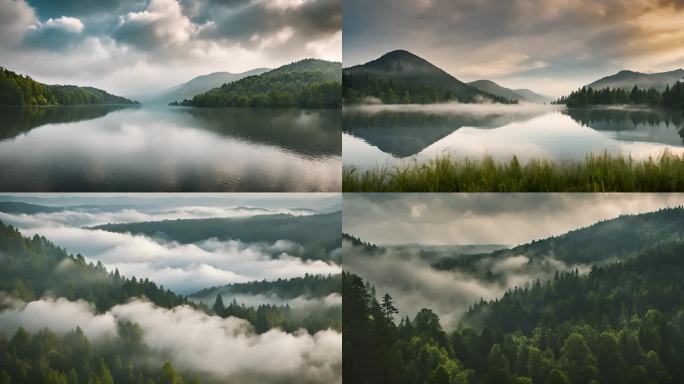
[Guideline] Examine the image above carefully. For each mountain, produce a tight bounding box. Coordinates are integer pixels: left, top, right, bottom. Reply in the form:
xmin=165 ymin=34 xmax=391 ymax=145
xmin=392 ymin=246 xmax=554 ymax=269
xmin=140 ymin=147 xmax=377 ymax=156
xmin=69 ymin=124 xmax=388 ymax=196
xmin=468 ymin=80 xmax=526 ymax=102
xmin=434 ymin=207 xmax=684 ymax=271
xmin=513 ymin=88 xmax=553 ymax=103
xmin=587 ymin=68 xmax=684 ymax=91
xmin=0 ymin=201 xmax=63 ymax=214
xmin=0 ymin=67 xmax=138 ymax=106
xmin=342 ymin=50 xmax=513 ymax=104
xmin=150 ymin=68 xmax=269 ymax=104
xmin=189 ymin=273 xmax=341 ymax=304
xmin=91 ymin=211 xmax=342 ymax=262
xmin=177 ymin=59 xmax=341 ymax=108
xmin=0 ymin=220 xmax=190 ymax=312
xmin=468 ymin=80 xmax=553 ymax=103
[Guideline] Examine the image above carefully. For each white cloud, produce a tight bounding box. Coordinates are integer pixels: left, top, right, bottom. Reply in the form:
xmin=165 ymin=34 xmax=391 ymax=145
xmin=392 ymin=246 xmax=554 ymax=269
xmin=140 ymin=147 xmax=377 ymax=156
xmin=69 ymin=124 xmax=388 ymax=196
xmin=44 ymin=16 xmax=85 ymax=33
xmin=0 ymin=295 xmax=342 ymax=383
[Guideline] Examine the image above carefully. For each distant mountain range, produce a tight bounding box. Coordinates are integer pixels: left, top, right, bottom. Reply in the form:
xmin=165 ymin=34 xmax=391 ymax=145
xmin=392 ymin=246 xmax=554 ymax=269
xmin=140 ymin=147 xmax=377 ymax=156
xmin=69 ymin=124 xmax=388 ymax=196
xmin=145 ymin=68 xmax=269 ymax=104
xmin=343 ymin=50 xmax=514 ymax=104
xmin=435 ymin=207 xmax=684 ymax=272
xmin=467 ymin=80 xmax=552 ymax=103
xmin=175 ymin=59 xmax=341 ymax=108
xmin=0 ymin=67 xmax=138 ymax=106
xmin=587 ymin=68 xmax=684 ymax=91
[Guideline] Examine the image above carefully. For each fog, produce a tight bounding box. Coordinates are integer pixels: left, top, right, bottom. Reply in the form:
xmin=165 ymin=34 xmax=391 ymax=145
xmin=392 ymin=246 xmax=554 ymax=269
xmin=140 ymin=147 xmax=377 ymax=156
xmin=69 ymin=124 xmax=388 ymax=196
xmin=344 ymin=102 xmax=558 ymax=116
xmin=344 ymin=238 xmax=588 ymax=330
xmin=0 ymin=198 xmax=341 ymax=294
xmin=0 ymin=295 xmax=341 ymax=383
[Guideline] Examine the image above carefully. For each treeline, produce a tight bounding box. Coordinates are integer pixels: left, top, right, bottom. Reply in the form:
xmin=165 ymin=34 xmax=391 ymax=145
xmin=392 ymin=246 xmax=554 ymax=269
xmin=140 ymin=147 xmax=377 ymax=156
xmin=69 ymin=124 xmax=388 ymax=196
xmin=92 ymin=212 xmax=342 ymax=262
xmin=211 ymin=295 xmax=341 ymax=334
xmin=0 ymin=221 xmax=192 ymax=313
xmin=173 ymin=59 xmax=341 ymax=108
xmin=192 ymin=273 xmax=341 ymax=301
xmin=0 ymin=325 xmax=199 ymax=384
xmin=558 ymin=82 xmax=684 ymax=109
xmin=342 ymin=74 xmax=515 ymax=105
xmin=0 ymin=67 xmax=137 ymax=106
xmin=344 ymin=241 xmax=684 ymax=383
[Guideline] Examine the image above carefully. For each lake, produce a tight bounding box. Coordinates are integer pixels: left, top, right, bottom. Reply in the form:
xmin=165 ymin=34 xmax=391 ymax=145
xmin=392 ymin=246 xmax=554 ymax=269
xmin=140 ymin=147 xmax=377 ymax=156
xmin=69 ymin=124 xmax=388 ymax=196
xmin=343 ymin=104 xmax=684 ymax=169
xmin=0 ymin=106 xmax=341 ymax=191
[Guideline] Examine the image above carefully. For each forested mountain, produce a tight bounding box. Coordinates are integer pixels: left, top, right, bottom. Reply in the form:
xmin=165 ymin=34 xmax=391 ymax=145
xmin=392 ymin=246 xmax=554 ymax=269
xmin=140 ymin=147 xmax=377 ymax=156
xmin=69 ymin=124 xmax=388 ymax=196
xmin=345 ymin=240 xmax=684 ymax=384
xmin=512 ymin=88 xmax=553 ymax=104
xmin=190 ymin=273 xmax=341 ymax=303
xmin=151 ymin=68 xmax=269 ymax=104
xmin=0 ymin=201 xmax=63 ymax=214
xmin=342 ymin=50 xmax=514 ymax=104
xmin=0 ymin=220 xmax=191 ymax=312
xmin=435 ymin=207 xmax=684 ymax=271
xmin=91 ymin=211 xmax=342 ymax=262
xmin=557 ymin=82 xmax=684 ymax=109
xmin=0 ymin=67 xmax=138 ymax=106
xmin=173 ymin=59 xmax=341 ymax=108
xmin=468 ymin=80 xmax=527 ymax=102
xmin=587 ymin=68 xmax=684 ymax=92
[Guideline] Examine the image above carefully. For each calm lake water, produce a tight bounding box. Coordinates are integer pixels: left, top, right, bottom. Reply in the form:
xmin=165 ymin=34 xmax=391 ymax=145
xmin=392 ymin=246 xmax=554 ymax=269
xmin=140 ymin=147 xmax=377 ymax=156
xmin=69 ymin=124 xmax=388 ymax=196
xmin=0 ymin=106 xmax=340 ymax=191
xmin=343 ymin=104 xmax=684 ymax=169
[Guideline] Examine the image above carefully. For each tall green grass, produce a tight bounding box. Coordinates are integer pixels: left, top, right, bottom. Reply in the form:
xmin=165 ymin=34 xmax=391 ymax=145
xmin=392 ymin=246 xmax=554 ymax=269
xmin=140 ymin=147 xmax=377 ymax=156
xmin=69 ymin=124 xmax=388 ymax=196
xmin=343 ymin=152 xmax=684 ymax=192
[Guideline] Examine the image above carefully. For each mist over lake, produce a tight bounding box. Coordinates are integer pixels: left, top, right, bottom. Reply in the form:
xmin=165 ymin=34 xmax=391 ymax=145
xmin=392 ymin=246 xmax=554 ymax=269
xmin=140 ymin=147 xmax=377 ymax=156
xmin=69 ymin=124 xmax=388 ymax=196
xmin=343 ymin=104 xmax=684 ymax=170
xmin=0 ymin=106 xmax=341 ymax=191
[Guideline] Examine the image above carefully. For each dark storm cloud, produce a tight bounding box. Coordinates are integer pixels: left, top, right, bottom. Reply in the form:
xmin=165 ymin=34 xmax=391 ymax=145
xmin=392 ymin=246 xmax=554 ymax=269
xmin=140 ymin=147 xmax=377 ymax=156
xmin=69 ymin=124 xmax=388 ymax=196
xmin=343 ymin=194 xmax=684 ymax=246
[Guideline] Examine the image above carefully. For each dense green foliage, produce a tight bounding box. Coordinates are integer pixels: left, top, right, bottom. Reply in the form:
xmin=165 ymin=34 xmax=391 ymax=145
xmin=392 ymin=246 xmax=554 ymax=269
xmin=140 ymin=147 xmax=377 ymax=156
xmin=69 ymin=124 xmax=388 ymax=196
xmin=174 ymin=59 xmax=341 ymax=108
xmin=343 ymin=152 xmax=684 ymax=192
xmin=92 ymin=212 xmax=342 ymax=262
xmin=434 ymin=207 xmax=684 ymax=270
xmin=0 ymin=326 xmax=199 ymax=384
xmin=0 ymin=67 xmax=137 ymax=106
xmin=192 ymin=273 xmax=341 ymax=301
xmin=0 ymin=221 xmax=191 ymax=312
xmin=345 ymin=241 xmax=684 ymax=383
xmin=343 ymin=50 xmax=514 ymax=105
xmin=557 ymin=82 xmax=684 ymax=109
xmin=211 ymin=294 xmax=341 ymax=334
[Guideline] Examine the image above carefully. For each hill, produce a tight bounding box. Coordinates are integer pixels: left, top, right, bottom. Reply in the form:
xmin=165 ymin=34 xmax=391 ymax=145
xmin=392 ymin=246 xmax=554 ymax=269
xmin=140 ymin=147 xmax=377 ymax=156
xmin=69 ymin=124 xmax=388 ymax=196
xmin=513 ymin=88 xmax=553 ymax=103
xmin=0 ymin=220 xmax=190 ymax=312
xmin=151 ymin=68 xmax=269 ymax=104
xmin=344 ymin=240 xmax=684 ymax=384
xmin=587 ymin=68 xmax=684 ymax=91
xmin=342 ymin=50 xmax=513 ymax=104
xmin=176 ymin=59 xmax=341 ymax=108
xmin=0 ymin=67 xmax=138 ymax=106
xmin=434 ymin=207 xmax=684 ymax=271
xmin=91 ymin=211 xmax=342 ymax=262
xmin=0 ymin=201 xmax=63 ymax=214
xmin=190 ymin=273 xmax=341 ymax=304
xmin=468 ymin=80 xmax=527 ymax=102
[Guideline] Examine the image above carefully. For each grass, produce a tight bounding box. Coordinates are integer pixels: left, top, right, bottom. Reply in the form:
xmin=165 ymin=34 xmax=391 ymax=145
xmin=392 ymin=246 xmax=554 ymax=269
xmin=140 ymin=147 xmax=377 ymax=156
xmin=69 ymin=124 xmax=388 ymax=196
xmin=342 ymin=151 xmax=684 ymax=192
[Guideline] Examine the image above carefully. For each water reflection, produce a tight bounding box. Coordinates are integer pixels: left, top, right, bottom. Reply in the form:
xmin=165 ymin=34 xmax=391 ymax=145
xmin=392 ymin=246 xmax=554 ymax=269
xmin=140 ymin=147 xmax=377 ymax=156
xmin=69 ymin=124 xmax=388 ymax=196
xmin=0 ymin=105 xmax=131 ymax=140
xmin=343 ymin=104 xmax=684 ymax=169
xmin=0 ymin=106 xmax=340 ymax=191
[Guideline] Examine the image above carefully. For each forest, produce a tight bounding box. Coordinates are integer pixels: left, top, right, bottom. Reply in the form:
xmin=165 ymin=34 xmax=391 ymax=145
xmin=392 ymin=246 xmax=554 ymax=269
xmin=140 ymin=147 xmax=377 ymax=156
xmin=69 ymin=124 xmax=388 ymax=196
xmin=342 ymin=74 xmax=515 ymax=105
xmin=171 ymin=59 xmax=341 ymax=108
xmin=343 ymin=240 xmax=684 ymax=384
xmin=192 ymin=273 xmax=341 ymax=301
xmin=342 ymin=242 xmax=684 ymax=384
xmin=557 ymin=82 xmax=684 ymax=109
xmin=0 ymin=67 xmax=137 ymax=106
xmin=92 ymin=212 xmax=342 ymax=262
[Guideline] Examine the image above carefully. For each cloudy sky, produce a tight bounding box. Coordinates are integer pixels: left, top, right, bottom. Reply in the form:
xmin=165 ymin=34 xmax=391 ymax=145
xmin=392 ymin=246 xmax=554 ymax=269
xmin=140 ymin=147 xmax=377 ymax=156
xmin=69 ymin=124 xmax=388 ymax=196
xmin=343 ymin=0 xmax=684 ymax=97
xmin=0 ymin=193 xmax=341 ymax=294
xmin=0 ymin=0 xmax=341 ymax=96
xmin=343 ymin=193 xmax=684 ymax=246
